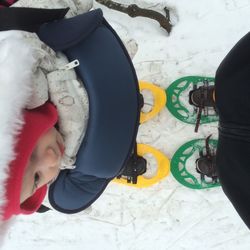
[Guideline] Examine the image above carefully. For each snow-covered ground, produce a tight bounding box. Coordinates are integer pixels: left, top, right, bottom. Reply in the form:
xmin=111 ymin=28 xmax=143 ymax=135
xmin=2 ymin=1 xmax=250 ymax=249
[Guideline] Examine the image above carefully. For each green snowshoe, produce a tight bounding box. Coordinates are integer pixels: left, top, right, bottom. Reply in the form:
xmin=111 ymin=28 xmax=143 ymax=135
xmin=171 ymin=136 xmax=220 ymax=189
xmin=166 ymin=76 xmax=218 ymax=132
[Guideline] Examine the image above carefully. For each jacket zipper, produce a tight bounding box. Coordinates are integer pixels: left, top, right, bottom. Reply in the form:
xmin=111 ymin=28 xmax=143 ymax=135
xmin=58 ymin=59 xmax=80 ymax=70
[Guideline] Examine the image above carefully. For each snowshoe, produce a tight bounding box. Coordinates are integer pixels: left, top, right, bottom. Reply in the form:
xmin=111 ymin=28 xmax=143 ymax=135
xmin=113 ymin=81 xmax=168 ymax=188
xmin=171 ymin=136 xmax=220 ymax=189
xmin=113 ymin=143 xmax=170 ymax=188
xmin=166 ymin=76 xmax=218 ymax=131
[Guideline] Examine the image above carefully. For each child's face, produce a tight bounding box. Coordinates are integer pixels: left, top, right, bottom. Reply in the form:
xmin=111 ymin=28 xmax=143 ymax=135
xmin=20 ymin=127 xmax=65 ymax=204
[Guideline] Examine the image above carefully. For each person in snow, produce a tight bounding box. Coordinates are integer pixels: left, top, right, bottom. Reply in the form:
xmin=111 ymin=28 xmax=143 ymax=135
xmin=0 ymin=0 xmax=139 ymax=245
xmin=0 ymin=1 xmax=92 ymax=245
xmin=190 ymin=32 xmax=250 ymax=229
xmin=214 ymin=32 xmax=250 ymax=230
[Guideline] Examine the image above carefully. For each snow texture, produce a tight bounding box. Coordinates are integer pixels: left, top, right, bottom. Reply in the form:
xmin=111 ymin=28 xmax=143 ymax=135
xmin=2 ymin=0 xmax=250 ymax=249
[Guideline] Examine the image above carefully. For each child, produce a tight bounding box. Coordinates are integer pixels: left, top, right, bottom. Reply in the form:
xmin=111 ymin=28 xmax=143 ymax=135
xmin=0 ymin=32 xmax=60 ymax=244
xmin=0 ymin=0 xmax=92 ymax=244
xmin=0 ymin=1 xmax=139 ymax=245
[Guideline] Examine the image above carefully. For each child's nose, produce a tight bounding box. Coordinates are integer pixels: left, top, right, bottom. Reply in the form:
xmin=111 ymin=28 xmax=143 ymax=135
xmin=39 ymin=148 xmax=61 ymax=183
xmin=45 ymin=148 xmax=61 ymax=166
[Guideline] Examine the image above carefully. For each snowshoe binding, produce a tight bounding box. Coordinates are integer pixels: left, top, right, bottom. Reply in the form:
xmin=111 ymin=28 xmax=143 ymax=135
xmin=171 ymin=136 xmax=220 ymax=189
xmin=189 ymin=80 xmax=217 ymax=132
xmin=195 ymin=135 xmax=219 ymax=184
xmin=166 ymin=76 xmax=218 ymax=131
xmin=113 ymin=144 xmax=170 ymax=188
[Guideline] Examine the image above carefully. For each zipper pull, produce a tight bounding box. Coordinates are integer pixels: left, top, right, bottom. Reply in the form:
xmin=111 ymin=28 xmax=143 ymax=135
xmin=59 ymin=59 xmax=80 ymax=70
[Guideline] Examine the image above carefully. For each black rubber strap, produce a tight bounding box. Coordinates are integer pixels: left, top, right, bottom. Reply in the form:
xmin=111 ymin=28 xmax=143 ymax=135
xmin=36 ymin=204 xmax=51 ymax=213
xmin=0 ymin=7 xmax=69 ymax=32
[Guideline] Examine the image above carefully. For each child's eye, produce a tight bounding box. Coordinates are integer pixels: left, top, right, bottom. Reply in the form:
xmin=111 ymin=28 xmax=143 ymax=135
xmin=34 ymin=173 xmax=40 ymax=189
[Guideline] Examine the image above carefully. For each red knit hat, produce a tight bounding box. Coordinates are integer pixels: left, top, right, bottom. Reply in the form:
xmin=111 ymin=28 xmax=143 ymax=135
xmin=2 ymin=102 xmax=58 ymax=220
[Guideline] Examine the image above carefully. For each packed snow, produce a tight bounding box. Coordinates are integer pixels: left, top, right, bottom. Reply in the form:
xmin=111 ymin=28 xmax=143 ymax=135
xmin=2 ymin=0 xmax=250 ymax=249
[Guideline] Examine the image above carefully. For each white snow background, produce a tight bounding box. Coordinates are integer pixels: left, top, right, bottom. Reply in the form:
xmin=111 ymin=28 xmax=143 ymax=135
xmin=2 ymin=0 xmax=250 ymax=249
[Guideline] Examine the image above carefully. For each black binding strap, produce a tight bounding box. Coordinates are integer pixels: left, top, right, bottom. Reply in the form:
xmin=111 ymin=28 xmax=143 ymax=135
xmin=36 ymin=204 xmax=51 ymax=213
xmin=0 ymin=7 xmax=69 ymax=32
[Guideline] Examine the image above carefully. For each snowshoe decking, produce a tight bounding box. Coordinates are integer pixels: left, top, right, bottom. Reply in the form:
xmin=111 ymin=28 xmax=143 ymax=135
xmin=171 ymin=136 xmax=220 ymax=189
xmin=166 ymin=76 xmax=218 ymax=132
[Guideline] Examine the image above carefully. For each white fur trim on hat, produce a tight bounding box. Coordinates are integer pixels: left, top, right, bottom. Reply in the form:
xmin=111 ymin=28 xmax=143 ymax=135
xmin=0 ymin=31 xmax=37 ymax=221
